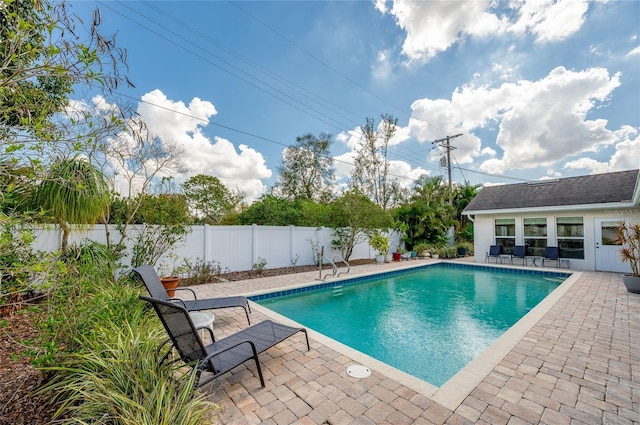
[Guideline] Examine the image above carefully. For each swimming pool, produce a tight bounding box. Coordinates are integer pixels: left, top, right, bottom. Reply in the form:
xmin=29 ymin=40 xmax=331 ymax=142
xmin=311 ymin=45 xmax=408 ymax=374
xmin=251 ymin=263 xmax=569 ymax=386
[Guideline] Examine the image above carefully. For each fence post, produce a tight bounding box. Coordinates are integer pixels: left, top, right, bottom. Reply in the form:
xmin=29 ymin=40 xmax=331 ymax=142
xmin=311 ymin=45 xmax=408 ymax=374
xmin=290 ymin=225 xmax=295 ymax=266
xmin=203 ymin=224 xmax=210 ymax=264
xmin=251 ymin=223 xmax=257 ymax=267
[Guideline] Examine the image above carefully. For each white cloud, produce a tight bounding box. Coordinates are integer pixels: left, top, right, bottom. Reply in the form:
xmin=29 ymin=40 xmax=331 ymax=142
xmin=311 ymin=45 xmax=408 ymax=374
xmin=381 ymin=0 xmax=589 ymax=62
xmin=626 ymin=45 xmax=640 ymax=57
xmin=389 ymin=160 xmax=431 ymax=188
xmin=512 ymin=0 xmax=589 ymax=43
xmin=388 ymin=0 xmax=504 ymax=62
xmin=480 ymin=147 xmax=497 ymax=156
xmin=407 ymin=96 xmax=484 ymax=163
xmin=336 ymin=62 xmax=629 ymax=185
xmin=65 ymin=95 xmax=120 ymax=120
xmin=371 ymin=50 xmax=393 ymax=81
xmin=132 ymin=90 xmax=271 ymax=201
xmin=332 ymin=151 xmax=356 ymax=182
xmin=562 ymin=157 xmax=611 ymax=174
xmin=374 ymin=0 xmax=388 ymax=14
xmin=138 ymin=89 xmax=217 ymax=139
xmin=483 ymin=67 xmax=621 ymax=173
xmin=389 ymin=66 xmax=625 ymax=178
xmin=564 ymin=126 xmax=640 ymax=173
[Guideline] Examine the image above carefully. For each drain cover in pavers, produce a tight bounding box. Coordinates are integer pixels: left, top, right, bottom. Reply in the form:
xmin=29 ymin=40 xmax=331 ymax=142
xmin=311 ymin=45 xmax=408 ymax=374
xmin=346 ymin=365 xmax=371 ymax=378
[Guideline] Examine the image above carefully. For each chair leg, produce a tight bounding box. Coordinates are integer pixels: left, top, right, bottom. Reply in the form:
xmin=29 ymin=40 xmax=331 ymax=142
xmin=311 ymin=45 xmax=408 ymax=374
xmin=244 ymin=305 xmax=251 ymax=325
xmin=301 ymin=329 xmax=310 ymax=351
xmin=252 ymin=355 xmax=265 ymax=387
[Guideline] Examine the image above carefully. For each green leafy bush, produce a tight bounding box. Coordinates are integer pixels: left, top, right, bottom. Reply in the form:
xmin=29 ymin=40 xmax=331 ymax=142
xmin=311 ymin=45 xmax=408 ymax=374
xmin=438 ymin=246 xmax=458 ymax=259
xmin=253 ymin=257 xmax=267 ymax=274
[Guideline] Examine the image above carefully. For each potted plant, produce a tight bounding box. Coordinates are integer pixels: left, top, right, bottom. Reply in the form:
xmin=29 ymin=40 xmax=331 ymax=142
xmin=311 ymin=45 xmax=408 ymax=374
xmin=384 ymin=251 xmax=393 ymax=263
xmin=455 ymin=241 xmax=473 ymax=257
xmin=413 ymin=243 xmax=430 ymax=258
xmin=159 ymin=255 xmax=186 ymax=297
xmin=392 ymin=245 xmax=402 ymax=262
xmin=159 ymin=275 xmax=179 ymax=297
xmin=615 ymin=221 xmax=640 ymax=293
xmin=370 ymin=233 xmax=390 ymax=265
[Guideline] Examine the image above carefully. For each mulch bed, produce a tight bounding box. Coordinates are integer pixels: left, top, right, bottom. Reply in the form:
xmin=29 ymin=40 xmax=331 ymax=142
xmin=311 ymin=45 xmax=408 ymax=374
xmin=0 ymin=259 xmax=375 ymax=424
xmin=0 ymin=309 xmax=52 ymax=425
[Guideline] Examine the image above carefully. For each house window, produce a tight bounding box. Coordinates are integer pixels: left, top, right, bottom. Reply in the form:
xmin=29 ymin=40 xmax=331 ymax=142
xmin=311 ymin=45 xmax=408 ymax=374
xmin=524 ymin=218 xmax=547 ymax=256
xmin=495 ymin=218 xmax=515 ymax=254
xmin=557 ymin=217 xmax=584 ymax=259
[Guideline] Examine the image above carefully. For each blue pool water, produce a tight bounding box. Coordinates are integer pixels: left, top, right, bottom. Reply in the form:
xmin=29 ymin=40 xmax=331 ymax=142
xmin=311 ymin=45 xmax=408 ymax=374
xmin=252 ymin=264 xmax=568 ymax=386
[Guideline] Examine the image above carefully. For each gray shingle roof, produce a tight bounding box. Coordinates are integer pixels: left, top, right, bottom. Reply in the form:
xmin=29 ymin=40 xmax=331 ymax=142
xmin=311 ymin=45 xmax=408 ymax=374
xmin=463 ymin=169 xmax=639 ymax=213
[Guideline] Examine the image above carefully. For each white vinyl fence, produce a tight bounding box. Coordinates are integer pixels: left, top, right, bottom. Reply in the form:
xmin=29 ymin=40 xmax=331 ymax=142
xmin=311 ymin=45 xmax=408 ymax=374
xmin=33 ymin=224 xmax=401 ymax=273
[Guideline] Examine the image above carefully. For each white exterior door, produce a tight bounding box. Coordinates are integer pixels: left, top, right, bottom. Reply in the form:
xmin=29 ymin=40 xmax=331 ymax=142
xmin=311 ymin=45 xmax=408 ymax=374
xmin=594 ymin=219 xmax=630 ymax=273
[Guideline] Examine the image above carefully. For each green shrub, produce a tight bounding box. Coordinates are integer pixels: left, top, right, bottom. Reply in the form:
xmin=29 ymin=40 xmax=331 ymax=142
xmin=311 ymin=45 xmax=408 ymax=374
xmin=438 ymin=246 xmax=458 ymax=259
xmin=455 ymin=241 xmax=474 ymax=256
xmin=34 ymin=242 xmax=120 ymax=368
xmin=0 ymin=217 xmax=60 ymax=315
xmin=253 ymin=257 xmax=267 ymax=274
xmin=369 ymin=233 xmax=390 ymax=255
xmin=181 ymin=258 xmax=227 ymax=286
xmin=412 ymin=242 xmax=431 ymax=254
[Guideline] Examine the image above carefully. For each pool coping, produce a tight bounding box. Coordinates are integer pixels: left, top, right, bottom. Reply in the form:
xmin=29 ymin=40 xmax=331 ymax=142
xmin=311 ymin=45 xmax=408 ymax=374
xmin=245 ymin=261 xmax=581 ymax=411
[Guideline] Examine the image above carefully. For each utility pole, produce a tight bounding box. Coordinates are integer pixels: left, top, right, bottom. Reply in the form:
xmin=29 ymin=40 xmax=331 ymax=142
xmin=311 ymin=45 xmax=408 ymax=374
xmin=432 ymin=133 xmax=463 ymax=191
xmin=432 ymin=134 xmax=463 ymax=248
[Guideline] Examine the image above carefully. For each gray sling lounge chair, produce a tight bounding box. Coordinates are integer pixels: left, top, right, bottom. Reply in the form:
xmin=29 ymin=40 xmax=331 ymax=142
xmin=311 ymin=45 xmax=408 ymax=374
xmin=132 ymin=265 xmax=251 ymax=324
xmin=141 ymin=296 xmax=309 ymax=388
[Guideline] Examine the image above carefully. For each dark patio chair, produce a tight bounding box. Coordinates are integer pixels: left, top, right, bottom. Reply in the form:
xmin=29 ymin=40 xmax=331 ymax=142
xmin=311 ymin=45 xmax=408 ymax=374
xmin=542 ymin=246 xmax=560 ymax=267
xmin=141 ymin=296 xmax=309 ymax=388
xmin=132 ymin=265 xmax=251 ymax=324
xmin=511 ymin=245 xmax=526 ymax=265
xmin=485 ymin=245 xmax=501 ymax=263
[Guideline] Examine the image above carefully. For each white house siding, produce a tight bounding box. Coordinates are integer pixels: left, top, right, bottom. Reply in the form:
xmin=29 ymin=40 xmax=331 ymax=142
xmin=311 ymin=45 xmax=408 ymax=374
xmin=470 ymin=206 xmax=640 ymax=272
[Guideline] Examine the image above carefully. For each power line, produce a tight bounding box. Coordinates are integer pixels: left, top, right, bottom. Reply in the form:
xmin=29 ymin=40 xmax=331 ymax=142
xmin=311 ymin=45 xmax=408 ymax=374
xmin=454 ymin=166 xmax=532 ymax=182
xmin=87 ymin=3 xmax=531 ymax=186
xmin=229 ymin=1 xmax=412 ymax=120
xmin=228 ymin=2 xmax=465 ymax=138
xmin=97 ymin=1 xmax=464 ymax=176
xmin=109 ymin=88 xmax=423 ymax=182
xmin=99 ymin=1 xmax=356 ymax=133
xmin=139 ymin=0 xmax=366 ymax=125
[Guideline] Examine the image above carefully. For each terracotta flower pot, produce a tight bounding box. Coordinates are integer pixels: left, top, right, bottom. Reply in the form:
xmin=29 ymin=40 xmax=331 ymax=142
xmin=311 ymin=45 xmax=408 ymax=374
xmin=392 ymin=252 xmax=401 ymax=262
xmin=160 ymin=276 xmax=180 ymax=297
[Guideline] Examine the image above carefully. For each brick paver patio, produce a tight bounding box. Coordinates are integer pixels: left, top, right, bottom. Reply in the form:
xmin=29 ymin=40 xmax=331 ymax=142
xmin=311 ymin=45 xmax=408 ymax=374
xmin=193 ymin=261 xmax=639 ymax=424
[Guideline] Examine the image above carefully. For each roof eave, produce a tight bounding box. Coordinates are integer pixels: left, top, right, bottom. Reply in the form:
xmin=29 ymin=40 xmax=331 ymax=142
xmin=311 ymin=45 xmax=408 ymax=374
xmin=632 ymin=172 xmax=640 ymax=205
xmin=462 ymin=201 xmax=639 ymax=216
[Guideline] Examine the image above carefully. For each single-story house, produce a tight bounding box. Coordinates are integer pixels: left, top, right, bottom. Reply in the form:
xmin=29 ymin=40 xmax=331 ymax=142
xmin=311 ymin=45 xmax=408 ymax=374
xmin=462 ymin=169 xmax=640 ymax=272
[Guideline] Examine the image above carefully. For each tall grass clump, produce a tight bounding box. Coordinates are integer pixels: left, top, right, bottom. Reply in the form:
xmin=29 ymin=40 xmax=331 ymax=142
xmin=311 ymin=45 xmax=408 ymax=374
xmin=33 ymin=240 xmax=217 ymax=423
xmin=40 ymin=310 xmax=216 ymax=424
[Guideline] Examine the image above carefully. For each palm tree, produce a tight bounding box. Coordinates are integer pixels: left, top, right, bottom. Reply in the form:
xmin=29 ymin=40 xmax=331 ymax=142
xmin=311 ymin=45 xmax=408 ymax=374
xmin=36 ymin=157 xmax=111 ymax=251
xmin=394 ymin=175 xmax=458 ymax=249
xmin=452 ymin=181 xmax=479 ymax=241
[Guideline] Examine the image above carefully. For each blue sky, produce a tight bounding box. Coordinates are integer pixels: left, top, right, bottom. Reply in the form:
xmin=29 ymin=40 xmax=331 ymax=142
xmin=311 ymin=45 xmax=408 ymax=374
xmin=70 ymin=0 xmax=640 ymax=201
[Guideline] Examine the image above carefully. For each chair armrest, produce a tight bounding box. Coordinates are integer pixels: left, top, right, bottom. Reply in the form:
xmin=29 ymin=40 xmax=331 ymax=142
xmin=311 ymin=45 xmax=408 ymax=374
xmin=168 ymin=298 xmax=188 ymax=309
xmin=199 ymin=339 xmax=259 ymax=368
xmin=174 ymin=287 xmax=198 ymax=300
